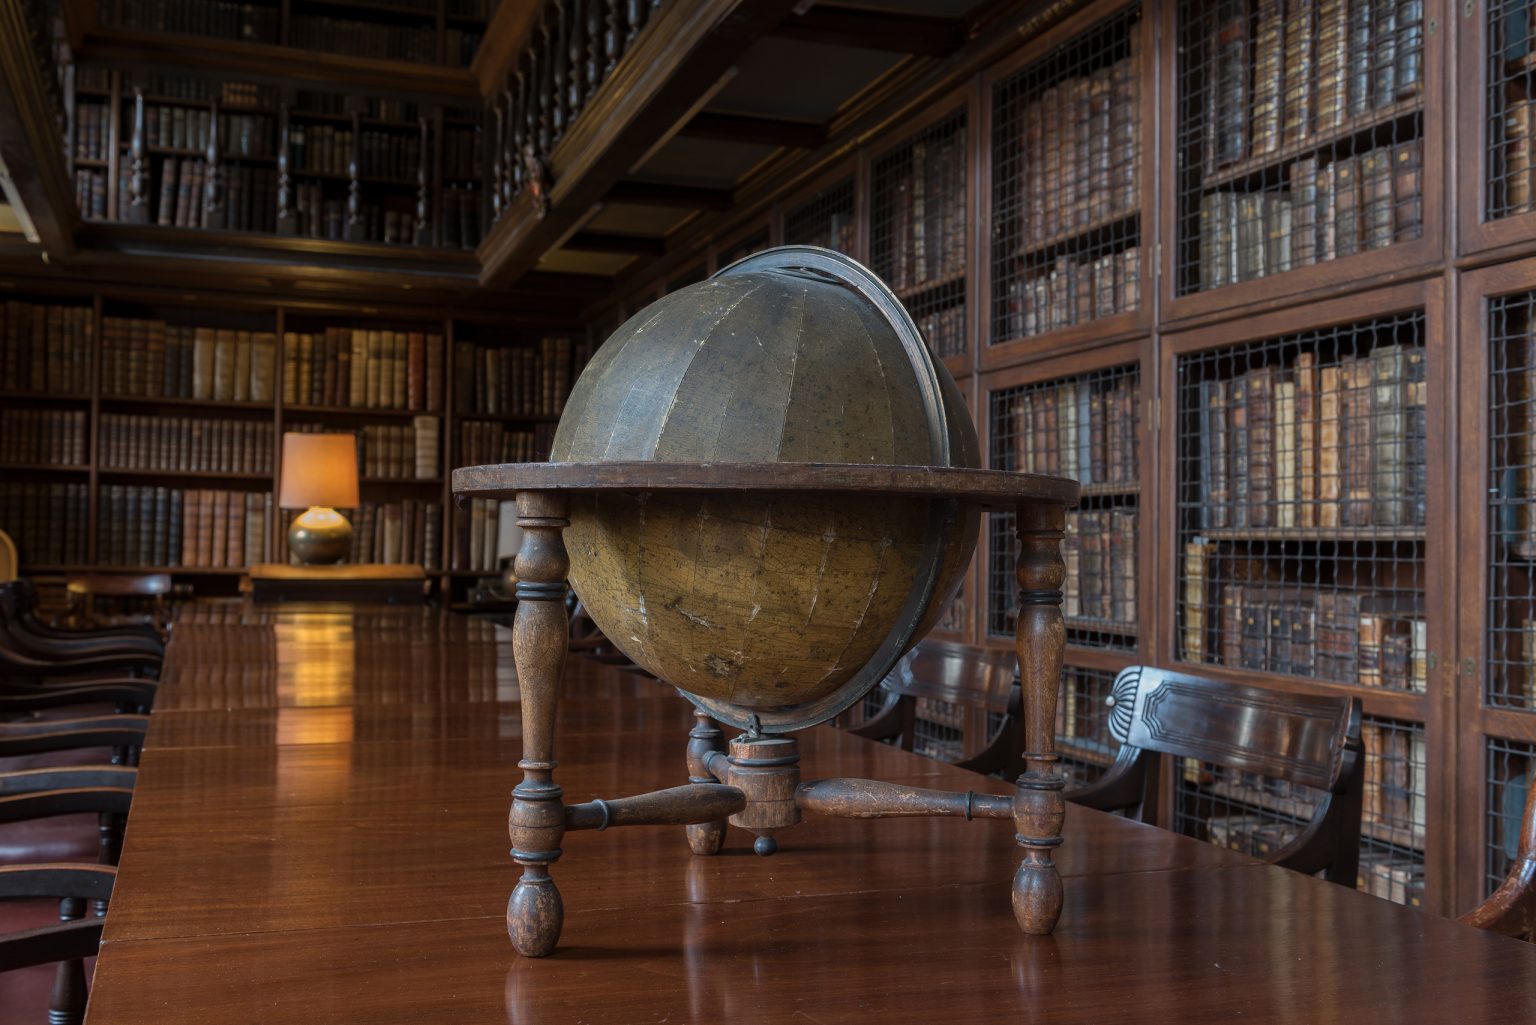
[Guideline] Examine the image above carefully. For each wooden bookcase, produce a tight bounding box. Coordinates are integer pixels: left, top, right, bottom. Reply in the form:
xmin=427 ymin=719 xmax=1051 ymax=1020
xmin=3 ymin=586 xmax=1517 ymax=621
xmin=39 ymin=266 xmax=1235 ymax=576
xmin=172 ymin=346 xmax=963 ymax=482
xmin=0 ymin=280 xmax=580 ymax=603
xmin=1456 ymin=0 xmax=1536 ymax=263
xmin=778 ymin=163 xmax=861 ymax=258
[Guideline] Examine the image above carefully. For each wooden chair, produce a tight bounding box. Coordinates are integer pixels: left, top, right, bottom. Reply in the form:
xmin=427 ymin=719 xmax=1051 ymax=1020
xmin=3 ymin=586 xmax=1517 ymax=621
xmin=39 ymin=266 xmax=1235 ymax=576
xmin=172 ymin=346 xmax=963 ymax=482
xmin=63 ymin=573 xmax=171 ymax=636
xmin=1069 ymin=665 xmax=1365 ymax=885
xmin=1460 ymin=779 xmax=1536 ymax=940
xmin=850 ymin=640 xmax=1023 ymax=777
xmin=0 ymin=864 xmax=116 ymax=1025
xmin=0 ymin=583 xmax=165 ymax=666
xmin=5 ymin=580 xmax=164 ymax=647
xmin=0 ymin=531 xmax=17 ymax=583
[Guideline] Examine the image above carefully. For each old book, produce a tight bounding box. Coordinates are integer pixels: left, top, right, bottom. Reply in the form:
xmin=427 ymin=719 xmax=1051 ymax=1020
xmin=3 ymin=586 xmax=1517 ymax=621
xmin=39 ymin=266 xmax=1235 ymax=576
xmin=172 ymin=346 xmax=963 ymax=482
xmin=1247 ymin=366 xmax=1276 ymax=527
xmin=1264 ymin=192 xmax=1293 ymax=275
xmin=1110 ymin=507 xmax=1137 ymax=625
xmin=1315 ymin=0 xmax=1349 ymax=131
xmin=192 ymin=327 xmax=217 ymax=400
xmin=1275 ymin=378 xmax=1297 ymax=528
xmin=1318 ymin=364 xmax=1342 ymax=527
xmin=1371 ymin=343 xmax=1408 ymax=526
xmin=1341 ymin=356 xmax=1376 ymax=527
xmin=1296 ymin=352 xmax=1319 ymax=527
xmin=1361 ymin=147 xmax=1394 ymax=250
xmin=1231 ymin=371 xmax=1250 ymax=527
xmin=1404 ymin=345 xmax=1427 ymax=526
xmin=1506 ymin=99 xmax=1532 ymax=216
xmin=1345 ymin=0 xmax=1373 ymax=118
xmin=1201 ymin=379 xmax=1230 ymax=529
xmin=1251 ymin=1 xmax=1284 ymax=156
xmin=234 ymin=331 xmax=252 ymax=402
xmin=250 ymin=332 xmax=275 ymax=403
xmin=1393 ymin=139 xmax=1423 ymax=241
xmin=1316 ymin=162 xmax=1338 ymax=261
xmin=348 ymin=328 xmax=368 ymax=407
xmin=1236 ymin=194 xmax=1267 ymax=281
xmin=1282 ymin=0 xmax=1316 ymax=144
xmin=1209 ymin=0 xmax=1251 ymax=171
xmin=1333 ymin=156 xmax=1362 ymax=258
xmin=1371 ymin=0 xmax=1398 ymax=106
xmin=1182 ymin=540 xmax=1217 ymax=662
xmin=281 ymin=332 xmax=299 ymax=404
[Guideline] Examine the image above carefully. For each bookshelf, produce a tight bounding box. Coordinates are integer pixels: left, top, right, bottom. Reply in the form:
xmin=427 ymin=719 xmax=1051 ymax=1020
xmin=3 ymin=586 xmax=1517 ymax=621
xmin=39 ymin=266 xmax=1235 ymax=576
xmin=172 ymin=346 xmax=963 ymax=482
xmin=93 ymin=0 xmax=487 ymax=68
xmin=68 ymin=66 xmax=483 ymax=249
xmin=1167 ymin=0 xmax=1441 ymax=320
xmin=869 ymin=96 xmax=972 ymax=375
xmin=780 ymin=170 xmax=859 ymax=257
xmin=0 ymin=281 xmax=584 ymax=601
xmin=986 ymin=3 xmax=1147 ymax=362
xmin=710 ymin=222 xmax=772 ymax=273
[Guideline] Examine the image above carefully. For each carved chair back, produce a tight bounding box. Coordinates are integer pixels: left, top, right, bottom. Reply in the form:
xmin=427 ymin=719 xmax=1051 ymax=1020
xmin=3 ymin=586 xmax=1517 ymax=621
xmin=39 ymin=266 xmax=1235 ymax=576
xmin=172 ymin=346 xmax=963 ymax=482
xmin=0 ymin=530 xmax=16 ymax=583
xmin=849 ymin=640 xmax=1023 ymax=776
xmin=1069 ymin=665 xmax=1364 ymax=884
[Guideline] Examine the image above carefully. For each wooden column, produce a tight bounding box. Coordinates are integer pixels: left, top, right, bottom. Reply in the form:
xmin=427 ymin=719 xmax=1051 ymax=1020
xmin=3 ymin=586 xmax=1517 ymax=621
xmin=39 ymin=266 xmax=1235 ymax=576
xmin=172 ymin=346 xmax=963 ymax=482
xmin=586 ymin=0 xmax=604 ymax=93
xmin=507 ymin=490 xmax=571 ymax=958
xmin=1010 ymin=501 xmax=1066 ymax=936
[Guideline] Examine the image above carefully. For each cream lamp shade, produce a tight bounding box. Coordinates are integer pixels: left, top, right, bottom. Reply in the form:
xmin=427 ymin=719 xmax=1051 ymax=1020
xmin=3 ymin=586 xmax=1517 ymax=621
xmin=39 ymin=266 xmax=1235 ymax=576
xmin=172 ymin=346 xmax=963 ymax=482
xmin=279 ymin=433 xmax=360 ymax=510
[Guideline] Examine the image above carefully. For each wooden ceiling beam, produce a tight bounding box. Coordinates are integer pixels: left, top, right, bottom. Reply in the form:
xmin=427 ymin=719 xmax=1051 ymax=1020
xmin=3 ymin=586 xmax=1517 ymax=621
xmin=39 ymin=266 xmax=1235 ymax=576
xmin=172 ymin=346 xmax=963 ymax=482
xmin=477 ymin=0 xmax=806 ymax=289
xmin=677 ymin=112 xmax=826 ymax=150
xmin=605 ymin=179 xmax=735 ymax=211
xmin=564 ymin=232 xmax=668 ymax=256
xmin=771 ymin=5 xmax=964 ymax=58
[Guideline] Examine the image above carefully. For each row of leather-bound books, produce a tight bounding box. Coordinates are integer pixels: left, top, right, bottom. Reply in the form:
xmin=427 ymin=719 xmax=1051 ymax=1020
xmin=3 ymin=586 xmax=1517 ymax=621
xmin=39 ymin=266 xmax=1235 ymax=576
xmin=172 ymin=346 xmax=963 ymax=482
xmin=879 ymin=129 xmax=967 ymax=293
xmin=1194 ymin=343 xmax=1427 ymax=530
xmin=998 ymin=376 xmax=1140 ymax=487
xmin=452 ymin=337 xmax=582 ymax=418
xmin=136 ymin=158 xmax=281 ymax=233
xmin=1000 ymin=247 xmax=1142 ymax=339
xmin=451 ymin=497 xmax=508 ymax=573
xmin=1181 ymin=551 xmax=1427 ymax=691
xmin=1198 ymin=141 xmax=1422 ymax=289
xmin=1201 ymin=0 xmax=1425 ymax=174
xmin=1062 ymin=507 xmax=1138 ymax=628
xmin=0 ymin=409 xmax=87 ymax=466
xmin=0 ymin=301 xmax=92 ymax=395
xmin=100 ymin=415 xmax=275 ymax=476
xmin=1004 ymin=47 xmax=1139 ymax=245
xmin=75 ymin=169 xmax=107 ymax=220
xmin=74 ymin=102 xmax=110 ymax=161
xmin=0 ymin=483 xmax=88 ymax=566
xmin=97 ymin=486 xmax=274 ymax=569
xmin=289 ymin=419 xmax=441 ymax=480
xmin=138 ymin=105 xmax=275 ymax=159
xmin=456 ymin=420 xmax=556 ymax=467
xmin=109 ymin=0 xmax=280 ymax=44
xmin=283 ymin=328 xmax=445 ymax=411
xmin=290 ymin=124 xmax=423 ymax=180
xmin=101 ymin=319 xmax=277 ymax=402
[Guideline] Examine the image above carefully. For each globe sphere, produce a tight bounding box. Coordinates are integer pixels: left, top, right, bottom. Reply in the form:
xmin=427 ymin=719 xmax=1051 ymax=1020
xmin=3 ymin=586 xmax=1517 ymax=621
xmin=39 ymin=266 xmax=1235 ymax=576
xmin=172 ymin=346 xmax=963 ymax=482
xmin=551 ymin=247 xmax=979 ymax=732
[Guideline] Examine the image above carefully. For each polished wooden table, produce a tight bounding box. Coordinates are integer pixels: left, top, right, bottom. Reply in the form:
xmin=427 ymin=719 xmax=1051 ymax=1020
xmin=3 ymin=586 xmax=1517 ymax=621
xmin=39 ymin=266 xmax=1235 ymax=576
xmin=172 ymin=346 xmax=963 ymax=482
xmin=84 ymin=604 xmax=1536 ymax=1024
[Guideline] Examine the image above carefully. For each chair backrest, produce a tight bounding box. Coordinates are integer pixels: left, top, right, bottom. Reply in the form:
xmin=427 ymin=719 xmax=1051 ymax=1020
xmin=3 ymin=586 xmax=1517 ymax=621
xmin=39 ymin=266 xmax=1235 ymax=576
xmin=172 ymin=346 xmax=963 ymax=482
xmin=1106 ymin=665 xmax=1359 ymax=791
xmin=847 ymin=640 xmax=1022 ymax=776
xmin=1072 ymin=665 xmax=1364 ymax=883
xmin=0 ymin=530 xmax=16 ymax=583
xmin=1460 ymin=778 xmax=1536 ymax=940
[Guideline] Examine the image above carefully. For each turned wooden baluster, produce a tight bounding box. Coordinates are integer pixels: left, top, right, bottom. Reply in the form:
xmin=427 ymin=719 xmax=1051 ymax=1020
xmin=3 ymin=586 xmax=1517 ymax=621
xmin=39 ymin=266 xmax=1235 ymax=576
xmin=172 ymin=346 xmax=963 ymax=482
xmin=535 ymin=11 xmax=553 ymax=155
xmin=345 ymin=109 xmax=363 ymax=243
xmin=507 ymin=490 xmax=571 ymax=958
xmin=566 ymin=0 xmax=586 ymax=121
xmin=507 ymin=81 xmax=523 ymax=198
xmin=276 ymin=103 xmax=296 ymax=234
xmin=1011 ymin=501 xmax=1066 ymax=936
xmin=202 ymin=99 xmax=223 ymax=230
xmin=685 ymin=712 xmax=728 ymax=855
xmin=604 ymin=0 xmax=622 ymax=73
xmin=125 ymin=88 xmax=147 ymax=224
xmin=586 ymin=0 xmax=604 ymax=92
xmin=551 ymin=0 xmax=569 ymax=140
xmin=51 ymin=897 xmax=88 ymax=1025
xmin=624 ymin=0 xmax=642 ymax=47
xmin=414 ymin=116 xmax=430 ymax=246
xmin=490 ymin=101 xmax=503 ymax=220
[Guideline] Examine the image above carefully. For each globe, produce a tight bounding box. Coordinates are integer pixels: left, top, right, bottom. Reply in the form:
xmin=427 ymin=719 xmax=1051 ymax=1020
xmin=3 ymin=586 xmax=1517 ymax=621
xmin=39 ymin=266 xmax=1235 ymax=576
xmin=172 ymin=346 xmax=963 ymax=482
xmin=550 ymin=247 xmax=980 ymax=732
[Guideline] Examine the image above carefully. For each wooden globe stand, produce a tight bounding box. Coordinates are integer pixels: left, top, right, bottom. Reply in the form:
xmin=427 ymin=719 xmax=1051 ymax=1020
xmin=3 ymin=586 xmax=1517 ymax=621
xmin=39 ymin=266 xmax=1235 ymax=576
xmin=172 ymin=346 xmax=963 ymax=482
xmin=453 ymin=461 xmax=1078 ymax=958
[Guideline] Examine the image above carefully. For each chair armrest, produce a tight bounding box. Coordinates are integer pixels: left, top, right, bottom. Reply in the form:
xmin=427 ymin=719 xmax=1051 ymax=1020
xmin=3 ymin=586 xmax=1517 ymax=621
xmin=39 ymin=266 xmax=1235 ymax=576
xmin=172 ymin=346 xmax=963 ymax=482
xmin=0 ymin=919 xmax=105 ymax=972
xmin=1460 ymin=782 xmax=1536 ymax=937
xmin=0 ymin=863 xmax=116 ymax=902
xmin=0 ymin=766 xmax=137 ymax=795
xmin=0 ymin=714 xmax=149 ymax=757
xmin=1065 ymin=745 xmax=1151 ymax=814
xmin=0 ymin=681 xmax=157 ymax=713
xmin=0 ymin=786 xmax=135 ymax=823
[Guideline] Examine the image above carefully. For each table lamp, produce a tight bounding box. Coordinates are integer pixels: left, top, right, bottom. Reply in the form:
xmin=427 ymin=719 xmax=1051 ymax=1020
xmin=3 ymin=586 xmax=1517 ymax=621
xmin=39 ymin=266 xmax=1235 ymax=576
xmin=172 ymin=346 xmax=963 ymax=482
xmin=279 ymin=433 xmax=360 ymax=564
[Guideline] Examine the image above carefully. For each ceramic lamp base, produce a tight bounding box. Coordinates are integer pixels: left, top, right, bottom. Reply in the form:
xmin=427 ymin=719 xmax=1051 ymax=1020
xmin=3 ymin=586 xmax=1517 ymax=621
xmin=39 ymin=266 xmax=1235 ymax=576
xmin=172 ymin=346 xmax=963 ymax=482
xmin=288 ymin=507 xmax=352 ymax=565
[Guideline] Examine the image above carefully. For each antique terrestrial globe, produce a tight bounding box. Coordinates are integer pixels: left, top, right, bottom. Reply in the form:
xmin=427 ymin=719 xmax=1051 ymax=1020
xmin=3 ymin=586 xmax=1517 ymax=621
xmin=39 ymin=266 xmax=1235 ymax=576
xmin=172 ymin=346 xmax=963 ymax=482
xmin=550 ymin=246 xmax=980 ymax=733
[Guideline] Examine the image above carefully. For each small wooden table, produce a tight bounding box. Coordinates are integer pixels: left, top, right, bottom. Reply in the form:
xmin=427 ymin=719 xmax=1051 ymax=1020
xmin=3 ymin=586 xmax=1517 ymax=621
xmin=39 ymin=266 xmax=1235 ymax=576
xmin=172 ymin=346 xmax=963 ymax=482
xmin=242 ymin=563 xmax=428 ymax=604
xmin=82 ymin=604 xmax=1536 ymax=1024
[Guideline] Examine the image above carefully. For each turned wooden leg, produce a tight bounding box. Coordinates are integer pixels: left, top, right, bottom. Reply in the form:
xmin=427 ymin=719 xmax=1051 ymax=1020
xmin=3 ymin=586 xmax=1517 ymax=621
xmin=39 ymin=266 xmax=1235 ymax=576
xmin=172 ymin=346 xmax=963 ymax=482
xmin=507 ymin=490 xmax=570 ymax=958
xmin=49 ymin=899 xmax=87 ymax=1025
xmin=1011 ymin=501 xmax=1067 ymax=936
xmin=685 ymin=712 xmax=728 ymax=855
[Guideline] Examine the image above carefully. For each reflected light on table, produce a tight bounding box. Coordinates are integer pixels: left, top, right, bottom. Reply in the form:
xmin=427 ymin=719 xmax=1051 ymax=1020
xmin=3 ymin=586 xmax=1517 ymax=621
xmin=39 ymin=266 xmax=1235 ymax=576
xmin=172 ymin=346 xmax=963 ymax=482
xmin=273 ymin=612 xmax=356 ymax=708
